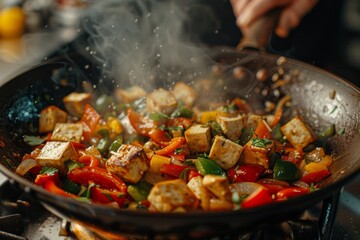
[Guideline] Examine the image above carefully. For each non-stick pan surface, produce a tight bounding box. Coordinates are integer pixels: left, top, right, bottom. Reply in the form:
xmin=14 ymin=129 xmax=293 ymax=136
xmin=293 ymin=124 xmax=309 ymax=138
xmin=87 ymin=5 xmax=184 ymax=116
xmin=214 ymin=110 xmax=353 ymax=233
xmin=0 ymin=49 xmax=359 ymax=238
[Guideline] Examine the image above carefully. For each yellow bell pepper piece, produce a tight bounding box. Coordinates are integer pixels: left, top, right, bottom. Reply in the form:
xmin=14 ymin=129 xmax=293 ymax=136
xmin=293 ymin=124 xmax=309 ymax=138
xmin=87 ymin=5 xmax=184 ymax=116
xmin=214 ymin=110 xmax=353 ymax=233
xmin=304 ymin=162 xmax=328 ymax=173
xmin=200 ymin=111 xmax=218 ymax=124
xmin=149 ymin=155 xmax=171 ymax=174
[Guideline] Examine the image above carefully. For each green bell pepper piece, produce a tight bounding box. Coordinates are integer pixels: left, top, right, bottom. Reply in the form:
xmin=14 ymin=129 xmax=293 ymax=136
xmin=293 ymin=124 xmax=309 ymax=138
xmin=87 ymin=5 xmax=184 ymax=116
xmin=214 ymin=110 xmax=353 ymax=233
xmin=194 ymin=157 xmax=226 ymax=176
xmin=127 ymin=181 xmax=153 ymax=202
xmin=109 ymin=136 xmax=123 ymax=153
xmin=96 ymin=129 xmax=110 ymax=154
xmin=273 ymin=159 xmax=301 ymax=182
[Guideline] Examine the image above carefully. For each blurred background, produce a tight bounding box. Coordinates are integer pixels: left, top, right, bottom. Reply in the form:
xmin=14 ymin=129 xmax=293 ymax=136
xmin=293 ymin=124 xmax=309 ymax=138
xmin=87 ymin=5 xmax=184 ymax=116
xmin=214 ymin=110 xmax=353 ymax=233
xmin=0 ymin=0 xmax=358 ymax=85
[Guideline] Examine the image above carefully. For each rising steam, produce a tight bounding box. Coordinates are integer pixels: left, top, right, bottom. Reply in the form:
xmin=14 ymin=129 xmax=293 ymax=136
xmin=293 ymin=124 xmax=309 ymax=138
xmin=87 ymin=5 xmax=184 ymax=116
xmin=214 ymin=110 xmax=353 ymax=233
xmin=82 ymin=0 xmax=218 ymax=90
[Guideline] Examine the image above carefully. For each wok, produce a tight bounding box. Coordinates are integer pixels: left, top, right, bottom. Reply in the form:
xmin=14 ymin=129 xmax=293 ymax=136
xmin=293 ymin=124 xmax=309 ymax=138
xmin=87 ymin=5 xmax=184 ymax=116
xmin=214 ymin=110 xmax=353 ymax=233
xmin=0 ymin=46 xmax=359 ymax=239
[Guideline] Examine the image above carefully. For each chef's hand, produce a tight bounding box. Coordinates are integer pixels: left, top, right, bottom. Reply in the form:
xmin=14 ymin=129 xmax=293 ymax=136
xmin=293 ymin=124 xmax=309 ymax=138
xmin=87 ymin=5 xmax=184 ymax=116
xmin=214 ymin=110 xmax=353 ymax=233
xmin=230 ymin=0 xmax=318 ymax=38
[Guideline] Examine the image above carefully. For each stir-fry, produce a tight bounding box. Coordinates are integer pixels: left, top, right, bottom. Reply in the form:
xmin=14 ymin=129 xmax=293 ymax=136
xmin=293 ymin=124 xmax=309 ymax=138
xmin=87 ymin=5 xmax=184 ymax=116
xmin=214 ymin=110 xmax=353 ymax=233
xmin=16 ymin=81 xmax=334 ymax=212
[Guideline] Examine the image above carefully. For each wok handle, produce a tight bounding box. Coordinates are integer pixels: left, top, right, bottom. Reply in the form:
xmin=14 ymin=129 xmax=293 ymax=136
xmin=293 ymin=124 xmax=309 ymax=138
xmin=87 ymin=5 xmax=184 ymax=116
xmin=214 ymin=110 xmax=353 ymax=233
xmin=318 ymin=188 xmax=341 ymax=240
xmin=237 ymin=10 xmax=280 ymax=51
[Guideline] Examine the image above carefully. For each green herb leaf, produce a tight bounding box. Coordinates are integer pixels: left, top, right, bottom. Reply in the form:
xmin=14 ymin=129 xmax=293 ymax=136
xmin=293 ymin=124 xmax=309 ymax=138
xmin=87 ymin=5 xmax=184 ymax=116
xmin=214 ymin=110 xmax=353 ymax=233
xmin=39 ymin=166 xmax=58 ymax=175
xmin=23 ymin=135 xmax=45 ymax=146
xmin=171 ymin=107 xmax=194 ymax=118
xmin=251 ymin=138 xmax=272 ymax=148
xmin=174 ymin=148 xmax=183 ymax=154
xmin=65 ymin=161 xmax=84 ymax=173
xmin=149 ymin=112 xmax=168 ymax=121
xmin=63 ymin=179 xmax=81 ymax=195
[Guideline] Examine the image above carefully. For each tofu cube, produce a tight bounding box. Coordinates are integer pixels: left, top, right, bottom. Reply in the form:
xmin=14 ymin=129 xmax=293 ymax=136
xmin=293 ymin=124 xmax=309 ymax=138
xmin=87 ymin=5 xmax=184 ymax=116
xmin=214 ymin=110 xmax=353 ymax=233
xmin=208 ymin=135 xmax=243 ymax=170
xmin=50 ymin=123 xmax=83 ymax=143
xmin=106 ymin=144 xmax=149 ymax=183
xmin=63 ymin=92 xmax=92 ymax=117
xmin=216 ymin=115 xmax=244 ymax=141
xmin=171 ymin=82 xmax=197 ymax=107
xmin=184 ymin=124 xmax=211 ymax=153
xmin=280 ymin=116 xmax=315 ymax=148
xmin=146 ymin=88 xmax=178 ymax=115
xmin=202 ymin=175 xmax=232 ymax=202
xmin=115 ymin=85 xmax=146 ymax=103
xmin=187 ymin=176 xmax=210 ymax=210
xmin=246 ymin=114 xmax=262 ymax=129
xmin=147 ymin=179 xmax=197 ymax=212
xmin=36 ymin=141 xmax=78 ymax=172
xmin=39 ymin=106 xmax=68 ymax=133
xmin=242 ymin=139 xmax=274 ymax=168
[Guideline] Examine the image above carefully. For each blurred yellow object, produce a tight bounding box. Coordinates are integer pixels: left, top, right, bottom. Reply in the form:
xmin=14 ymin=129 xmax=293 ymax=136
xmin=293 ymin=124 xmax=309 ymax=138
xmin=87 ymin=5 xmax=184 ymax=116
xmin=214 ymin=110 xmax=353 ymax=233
xmin=0 ymin=7 xmax=25 ymax=38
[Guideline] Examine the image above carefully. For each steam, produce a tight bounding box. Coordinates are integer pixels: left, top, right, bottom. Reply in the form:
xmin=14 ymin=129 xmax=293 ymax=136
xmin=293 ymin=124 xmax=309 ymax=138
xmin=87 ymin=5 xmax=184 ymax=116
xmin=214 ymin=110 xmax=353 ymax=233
xmin=82 ymin=0 xmax=218 ymax=90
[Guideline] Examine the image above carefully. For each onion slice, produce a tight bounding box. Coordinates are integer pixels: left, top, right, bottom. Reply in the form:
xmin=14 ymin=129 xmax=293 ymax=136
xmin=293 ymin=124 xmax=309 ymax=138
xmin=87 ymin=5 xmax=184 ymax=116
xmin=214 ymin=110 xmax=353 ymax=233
xmin=15 ymin=159 xmax=40 ymax=176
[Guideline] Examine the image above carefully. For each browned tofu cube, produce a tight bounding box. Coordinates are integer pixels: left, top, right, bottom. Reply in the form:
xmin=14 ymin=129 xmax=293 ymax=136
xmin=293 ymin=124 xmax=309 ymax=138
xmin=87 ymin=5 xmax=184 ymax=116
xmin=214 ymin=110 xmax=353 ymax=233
xmin=246 ymin=114 xmax=262 ymax=129
xmin=242 ymin=139 xmax=274 ymax=169
xmin=216 ymin=115 xmax=244 ymax=141
xmin=36 ymin=141 xmax=78 ymax=172
xmin=39 ymin=106 xmax=68 ymax=133
xmin=187 ymin=176 xmax=210 ymax=210
xmin=280 ymin=116 xmax=316 ymax=148
xmin=147 ymin=179 xmax=197 ymax=212
xmin=184 ymin=124 xmax=211 ymax=153
xmin=106 ymin=144 xmax=149 ymax=183
xmin=146 ymin=88 xmax=178 ymax=115
xmin=208 ymin=135 xmax=243 ymax=170
xmin=63 ymin=92 xmax=92 ymax=117
xmin=50 ymin=123 xmax=83 ymax=143
xmin=202 ymin=175 xmax=232 ymax=202
xmin=171 ymin=82 xmax=197 ymax=107
xmin=115 ymin=85 xmax=146 ymax=103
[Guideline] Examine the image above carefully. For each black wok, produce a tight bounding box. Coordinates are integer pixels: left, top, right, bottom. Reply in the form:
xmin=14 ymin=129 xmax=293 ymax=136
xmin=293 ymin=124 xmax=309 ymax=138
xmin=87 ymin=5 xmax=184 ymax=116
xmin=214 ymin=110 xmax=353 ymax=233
xmin=0 ymin=48 xmax=359 ymax=239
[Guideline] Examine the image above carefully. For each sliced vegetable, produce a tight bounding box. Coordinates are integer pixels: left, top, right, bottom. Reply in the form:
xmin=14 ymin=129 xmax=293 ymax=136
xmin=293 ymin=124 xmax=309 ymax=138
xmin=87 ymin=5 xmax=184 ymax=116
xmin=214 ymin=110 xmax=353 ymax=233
xmin=241 ymin=187 xmax=273 ymax=208
xmin=23 ymin=135 xmax=45 ymax=146
xmin=276 ymin=187 xmax=310 ymax=200
xmin=68 ymin=167 xmax=127 ymax=192
xmin=81 ymin=104 xmax=101 ymax=141
xmin=301 ymin=170 xmax=331 ymax=184
xmin=160 ymin=164 xmax=188 ymax=178
xmin=127 ymin=180 xmax=152 ymax=202
xmin=227 ymin=164 xmax=265 ymax=183
xmin=77 ymin=155 xmax=100 ymax=168
xmin=273 ymin=160 xmax=301 ymax=181
xmin=127 ymin=109 xmax=154 ymax=136
xmin=194 ymin=157 xmax=226 ymax=176
xmin=155 ymin=137 xmax=186 ymax=156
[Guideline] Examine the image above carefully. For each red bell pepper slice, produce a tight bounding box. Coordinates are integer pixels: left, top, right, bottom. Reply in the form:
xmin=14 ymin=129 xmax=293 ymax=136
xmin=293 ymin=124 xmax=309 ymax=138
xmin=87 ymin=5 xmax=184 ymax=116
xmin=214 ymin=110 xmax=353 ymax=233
xmin=232 ymin=98 xmax=253 ymax=113
xmin=71 ymin=142 xmax=86 ymax=150
xmin=254 ymin=120 xmax=271 ymax=139
xmin=35 ymin=172 xmax=60 ymax=186
xmin=241 ymin=187 xmax=273 ymax=209
xmin=276 ymin=187 xmax=310 ymax=200
xmin=188 ymin=169 xmax=201 ymax=181
xmin=166 ymin=117 xmax=193 ymax=129
xmin=168 ymin=152 xmax=186 ymax=162
xmin=78 ymin=155 xmax=101 ymax=168
xmin=68 ymin=167 xmax=127 ymax=192
xmin=81 ymin=104 xmax=101 ymax=141
xmin=269 ymin=108 xmax=283 ymax=128
xmin=127 ymin=109 xmax=154 ymax=136
xmin=227 ymin=164 xmax=265 ymax=183
xmin=300 ymin=170 xmax=331 ymax=184
xmin=90 ymin=186 xmax=126 ymax=206
xmin=148 ymin=128 xmax=171 ymax=146
xmin=44 ymin=180 xmax=77 ymax=198
xmin=160 ymin=164 xmax=188 ymax=178
xmin=35 ymin=173 xmax=76 ymax=198
xmin=155 ymin=137 xmax=186 ymax=156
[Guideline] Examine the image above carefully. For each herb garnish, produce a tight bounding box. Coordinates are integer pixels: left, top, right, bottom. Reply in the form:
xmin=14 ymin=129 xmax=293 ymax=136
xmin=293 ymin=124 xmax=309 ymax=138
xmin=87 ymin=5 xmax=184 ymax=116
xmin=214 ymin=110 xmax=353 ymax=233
xmin=251 ymin=138 xmax=272 ymax=148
